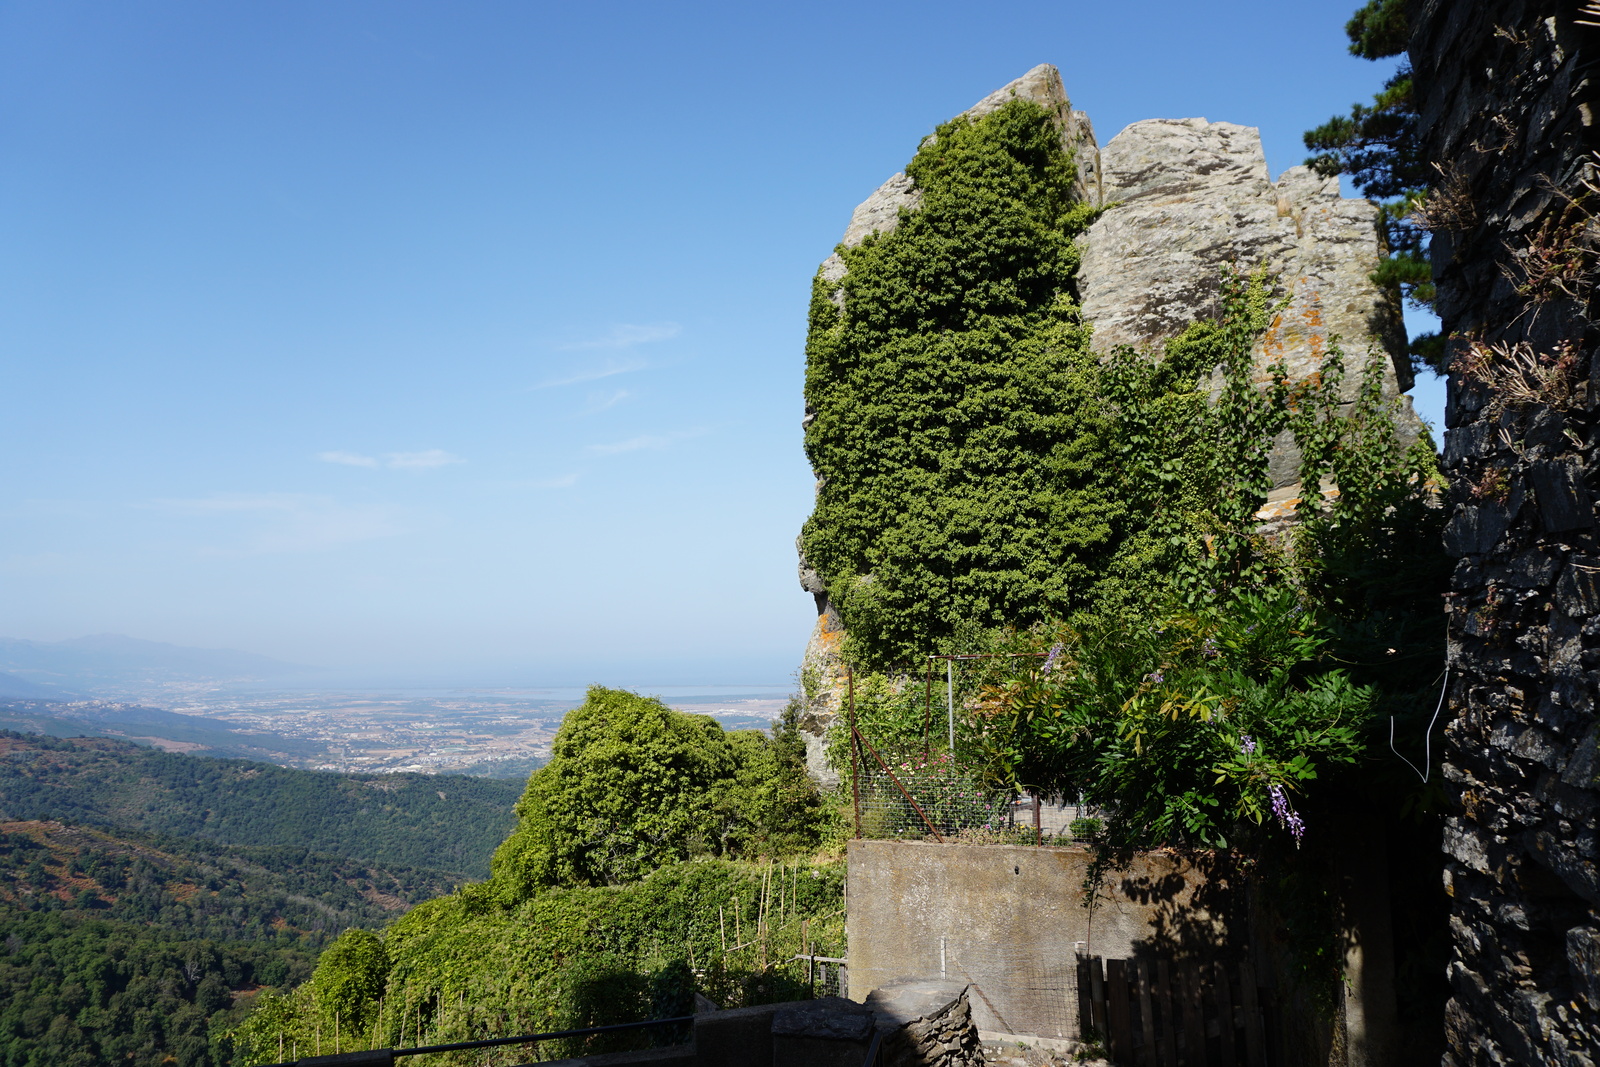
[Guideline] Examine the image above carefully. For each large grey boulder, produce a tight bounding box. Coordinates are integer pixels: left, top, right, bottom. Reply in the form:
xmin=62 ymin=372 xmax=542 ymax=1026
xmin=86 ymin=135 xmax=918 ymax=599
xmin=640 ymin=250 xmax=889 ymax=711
xmin=1077 ymin=117 xmax=1422 ymax=493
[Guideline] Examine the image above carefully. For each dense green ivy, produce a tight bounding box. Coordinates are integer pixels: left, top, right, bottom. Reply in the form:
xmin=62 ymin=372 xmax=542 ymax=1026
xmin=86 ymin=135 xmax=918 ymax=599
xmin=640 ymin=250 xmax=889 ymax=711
xmin=232 ymin=855 xmax=846 ymax=1065
xmin=800 ymin=99 xmax=1120 ymax=670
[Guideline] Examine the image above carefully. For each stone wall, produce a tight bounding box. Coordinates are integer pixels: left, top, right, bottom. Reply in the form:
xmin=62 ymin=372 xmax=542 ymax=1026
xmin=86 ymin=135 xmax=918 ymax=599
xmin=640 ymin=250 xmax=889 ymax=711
xmin=1409 ymin=1 xmax=1600 ymax=1063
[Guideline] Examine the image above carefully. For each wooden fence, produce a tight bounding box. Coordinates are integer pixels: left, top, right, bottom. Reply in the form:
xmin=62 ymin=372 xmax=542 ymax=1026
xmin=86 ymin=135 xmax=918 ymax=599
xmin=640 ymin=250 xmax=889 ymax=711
xmin=1077 ymin=956 xmax=1269 ymax=1067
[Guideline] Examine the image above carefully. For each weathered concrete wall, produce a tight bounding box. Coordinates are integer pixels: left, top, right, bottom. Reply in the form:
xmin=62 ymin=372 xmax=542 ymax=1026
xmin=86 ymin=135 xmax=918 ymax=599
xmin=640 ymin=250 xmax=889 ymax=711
xmin=1409 ymin=0 xmax=1600 ymax=1063
xmin=845 ymin=840 xmax=1238 ymax=1043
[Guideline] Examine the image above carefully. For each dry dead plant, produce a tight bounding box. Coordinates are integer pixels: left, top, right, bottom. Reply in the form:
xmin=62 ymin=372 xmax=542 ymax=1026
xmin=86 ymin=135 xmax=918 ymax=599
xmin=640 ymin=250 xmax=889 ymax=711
xmin=1411 ymin=162 xmax=1478 ymax=234
xmin=1457 ymin=338 xmax=1582 ymax=423
xmin=1502 ymin=205 xmax=1598 ymax=308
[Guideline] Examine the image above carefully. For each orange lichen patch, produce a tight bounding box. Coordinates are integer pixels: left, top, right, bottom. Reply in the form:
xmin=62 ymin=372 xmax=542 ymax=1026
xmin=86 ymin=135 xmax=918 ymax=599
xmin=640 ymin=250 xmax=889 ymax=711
xmin=813 ymin=612 xmax=844 ymax=651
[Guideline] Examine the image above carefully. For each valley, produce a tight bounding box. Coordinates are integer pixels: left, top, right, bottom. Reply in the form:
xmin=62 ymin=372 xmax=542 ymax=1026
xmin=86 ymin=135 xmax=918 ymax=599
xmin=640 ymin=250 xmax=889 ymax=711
xmin=0 ymin=686 xmax=793 ymax=777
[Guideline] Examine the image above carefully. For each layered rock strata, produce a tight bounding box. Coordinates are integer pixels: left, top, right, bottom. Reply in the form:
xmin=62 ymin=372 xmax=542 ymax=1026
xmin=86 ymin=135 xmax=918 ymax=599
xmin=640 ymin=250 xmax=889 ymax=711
xmin=796 ymin=64 xmax=1423 ymax=773
xmin=1410 ymin=2 xmax=1600 ymax=1063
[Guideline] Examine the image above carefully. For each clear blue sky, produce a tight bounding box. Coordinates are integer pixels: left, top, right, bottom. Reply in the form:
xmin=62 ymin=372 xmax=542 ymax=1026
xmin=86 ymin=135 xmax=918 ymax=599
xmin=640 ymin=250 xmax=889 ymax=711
xmin=0 ymin=0 xmax=1435 ymax=685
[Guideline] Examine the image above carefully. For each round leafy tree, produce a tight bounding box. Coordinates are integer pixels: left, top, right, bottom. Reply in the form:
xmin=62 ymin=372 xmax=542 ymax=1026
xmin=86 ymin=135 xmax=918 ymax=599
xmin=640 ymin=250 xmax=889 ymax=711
xmin=490 ymin=687 xmax=742 ymax=895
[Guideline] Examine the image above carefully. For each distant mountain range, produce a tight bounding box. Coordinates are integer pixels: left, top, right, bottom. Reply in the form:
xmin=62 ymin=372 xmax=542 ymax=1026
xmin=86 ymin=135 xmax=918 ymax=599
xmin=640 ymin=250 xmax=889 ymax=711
xmin=0 ymin=633 xmax=310 ymax=696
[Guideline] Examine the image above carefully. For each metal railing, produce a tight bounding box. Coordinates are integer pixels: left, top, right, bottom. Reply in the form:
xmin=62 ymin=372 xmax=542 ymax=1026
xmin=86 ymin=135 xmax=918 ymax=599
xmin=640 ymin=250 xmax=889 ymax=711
xmin=260 ymin=1015 xmax=695 ymax=1067
xmin=860 ymin=1027 xmax=884 ymax=1067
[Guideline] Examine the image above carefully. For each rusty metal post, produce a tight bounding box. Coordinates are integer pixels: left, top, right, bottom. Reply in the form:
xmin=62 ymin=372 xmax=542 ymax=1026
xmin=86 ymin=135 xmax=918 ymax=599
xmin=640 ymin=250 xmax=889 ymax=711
xmin=848 ymin=668 xmax=862 ymax=838
xmin=922 ymin=659 xmax=934 ymax=759
xmin=1034 ymin=793 xmax=1042 ymax=846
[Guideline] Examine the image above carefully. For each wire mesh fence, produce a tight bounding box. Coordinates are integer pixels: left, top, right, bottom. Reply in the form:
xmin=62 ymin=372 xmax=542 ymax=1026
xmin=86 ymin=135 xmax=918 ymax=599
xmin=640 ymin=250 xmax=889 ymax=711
xmin=852 ymin=755 xmax=1013 ymax=839
xmin=839 ymin=657 xmax=1107 ymax=844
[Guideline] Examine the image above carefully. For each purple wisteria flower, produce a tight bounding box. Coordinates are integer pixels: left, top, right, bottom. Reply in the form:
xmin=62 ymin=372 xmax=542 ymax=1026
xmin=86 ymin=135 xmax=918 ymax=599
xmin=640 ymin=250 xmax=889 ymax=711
xmin=1240 ymin=735 xmax=1256 ymax=756
xmin=1269 ymin=783 xmax=1306 ymax=846
xmin=1201 ymin=637 xmax=1220 ymax=659
xmin=1043 ymin=643 xmax=1064 ymax=673
xmin=1145 ymin=670 xmax=1164 ymax=684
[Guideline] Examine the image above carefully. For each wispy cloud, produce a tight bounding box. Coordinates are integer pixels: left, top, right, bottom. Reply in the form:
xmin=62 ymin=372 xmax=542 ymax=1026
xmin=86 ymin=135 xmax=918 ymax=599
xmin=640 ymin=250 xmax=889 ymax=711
xmin=385 ymin=450 xmax=463 ymax=470
xmin=587 ymin=428 xmax=707 ymax=456
xmin=557 ymin=322 xmax=680 ymax=352
xmin=534 ymin=357 xmax=648 ymax=390
xmin=526 ymin=473 xmax=580 ymax=489
xmin=317 ymin=450 xmax=463 ymax=470
xmin=578 ymin=389 xmax=631 ymax=416
xmin=319 ymin=450 xmax=379 ymax=468
xmin=147 ymin=493 xmax=400 ymax=554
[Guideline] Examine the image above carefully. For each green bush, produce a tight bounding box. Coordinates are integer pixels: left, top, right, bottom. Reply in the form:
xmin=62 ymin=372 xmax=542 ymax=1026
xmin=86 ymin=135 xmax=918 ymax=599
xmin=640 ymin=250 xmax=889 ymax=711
xmin=489 ymin=687 xmax=821 ymax=897
xmin=229 ymin=858 xmax=847 ymax=1065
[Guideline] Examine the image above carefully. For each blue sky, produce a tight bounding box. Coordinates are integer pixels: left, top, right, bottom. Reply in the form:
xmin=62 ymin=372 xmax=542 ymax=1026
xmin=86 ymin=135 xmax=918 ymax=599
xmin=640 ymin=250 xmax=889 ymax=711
xmin=0 ymin=0 xmax=1436 ymax=684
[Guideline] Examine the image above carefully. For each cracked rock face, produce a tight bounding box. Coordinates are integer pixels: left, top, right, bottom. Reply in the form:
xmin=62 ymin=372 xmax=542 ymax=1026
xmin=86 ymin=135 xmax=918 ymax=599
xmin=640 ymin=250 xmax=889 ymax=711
xmin=1077 ymin=117 xmax=1423 ymax=490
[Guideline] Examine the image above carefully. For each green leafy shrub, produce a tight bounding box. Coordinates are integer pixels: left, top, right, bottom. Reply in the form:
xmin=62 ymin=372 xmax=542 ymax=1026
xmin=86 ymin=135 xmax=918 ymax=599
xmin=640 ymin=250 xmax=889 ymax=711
xmin=231 ymin=691 xmax=840 ymax=1065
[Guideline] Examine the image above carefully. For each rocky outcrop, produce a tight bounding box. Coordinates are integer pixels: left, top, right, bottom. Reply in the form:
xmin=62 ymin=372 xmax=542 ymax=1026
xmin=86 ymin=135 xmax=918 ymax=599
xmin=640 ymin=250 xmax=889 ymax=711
xmin=1409 ymin=2 xmax=1600 ymax=1064
xmin=865 ymin=980 xmax=985 ymax=1067
xmin=813 ymin=64 xmax=1100 ymax=312
xmin=1078 ymin=117 xmax=1422 ymax=494
xmin=797 ymin=65 xmax=1428 ymax=763
xmin=797 ymin=64 xmax=1101 ymax=770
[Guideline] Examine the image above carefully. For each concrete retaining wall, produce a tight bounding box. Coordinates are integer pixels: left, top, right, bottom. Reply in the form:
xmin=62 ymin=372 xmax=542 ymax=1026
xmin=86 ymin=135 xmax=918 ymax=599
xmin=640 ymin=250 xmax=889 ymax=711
xmin=845 ymin=840 xmax=1237 ymax=1042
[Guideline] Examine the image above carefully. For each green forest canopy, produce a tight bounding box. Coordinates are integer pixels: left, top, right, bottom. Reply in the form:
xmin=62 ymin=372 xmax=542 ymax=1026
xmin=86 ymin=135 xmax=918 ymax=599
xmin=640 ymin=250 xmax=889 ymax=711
xmin=0 ymin=732 xmax=521 ymax=877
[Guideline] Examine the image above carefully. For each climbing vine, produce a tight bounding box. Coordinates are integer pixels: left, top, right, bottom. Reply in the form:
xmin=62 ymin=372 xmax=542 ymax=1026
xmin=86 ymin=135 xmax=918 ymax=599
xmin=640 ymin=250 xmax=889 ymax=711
xmin=800 ymin=98 xmax=1118 ymax=671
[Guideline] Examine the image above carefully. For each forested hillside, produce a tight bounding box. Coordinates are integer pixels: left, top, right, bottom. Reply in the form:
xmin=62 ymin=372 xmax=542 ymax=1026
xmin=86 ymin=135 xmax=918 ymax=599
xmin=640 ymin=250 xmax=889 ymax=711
xmin=1 ymin=910 xmax=313 ymax=1067
xmin=0 ymin=819 xmax=462 ymax=942
xmin=0 ymin=732 xmax=521 ymax=876
xmin=0 ymin=817 xmax=472 ymax=1067
xmin=0 ymin=729 xmax=526 ymax=1067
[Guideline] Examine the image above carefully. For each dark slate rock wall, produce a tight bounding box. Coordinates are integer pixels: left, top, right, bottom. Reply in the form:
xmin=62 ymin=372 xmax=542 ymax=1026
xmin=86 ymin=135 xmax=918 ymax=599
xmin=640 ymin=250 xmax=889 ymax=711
xmin=1410 ymin=1 xmax=1599 ymax=1063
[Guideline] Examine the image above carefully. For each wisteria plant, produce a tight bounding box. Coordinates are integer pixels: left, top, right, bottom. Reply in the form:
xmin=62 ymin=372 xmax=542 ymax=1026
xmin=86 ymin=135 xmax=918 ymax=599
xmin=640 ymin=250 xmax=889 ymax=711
xmin=967 ymin=590 xmax=1371 ymax=858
